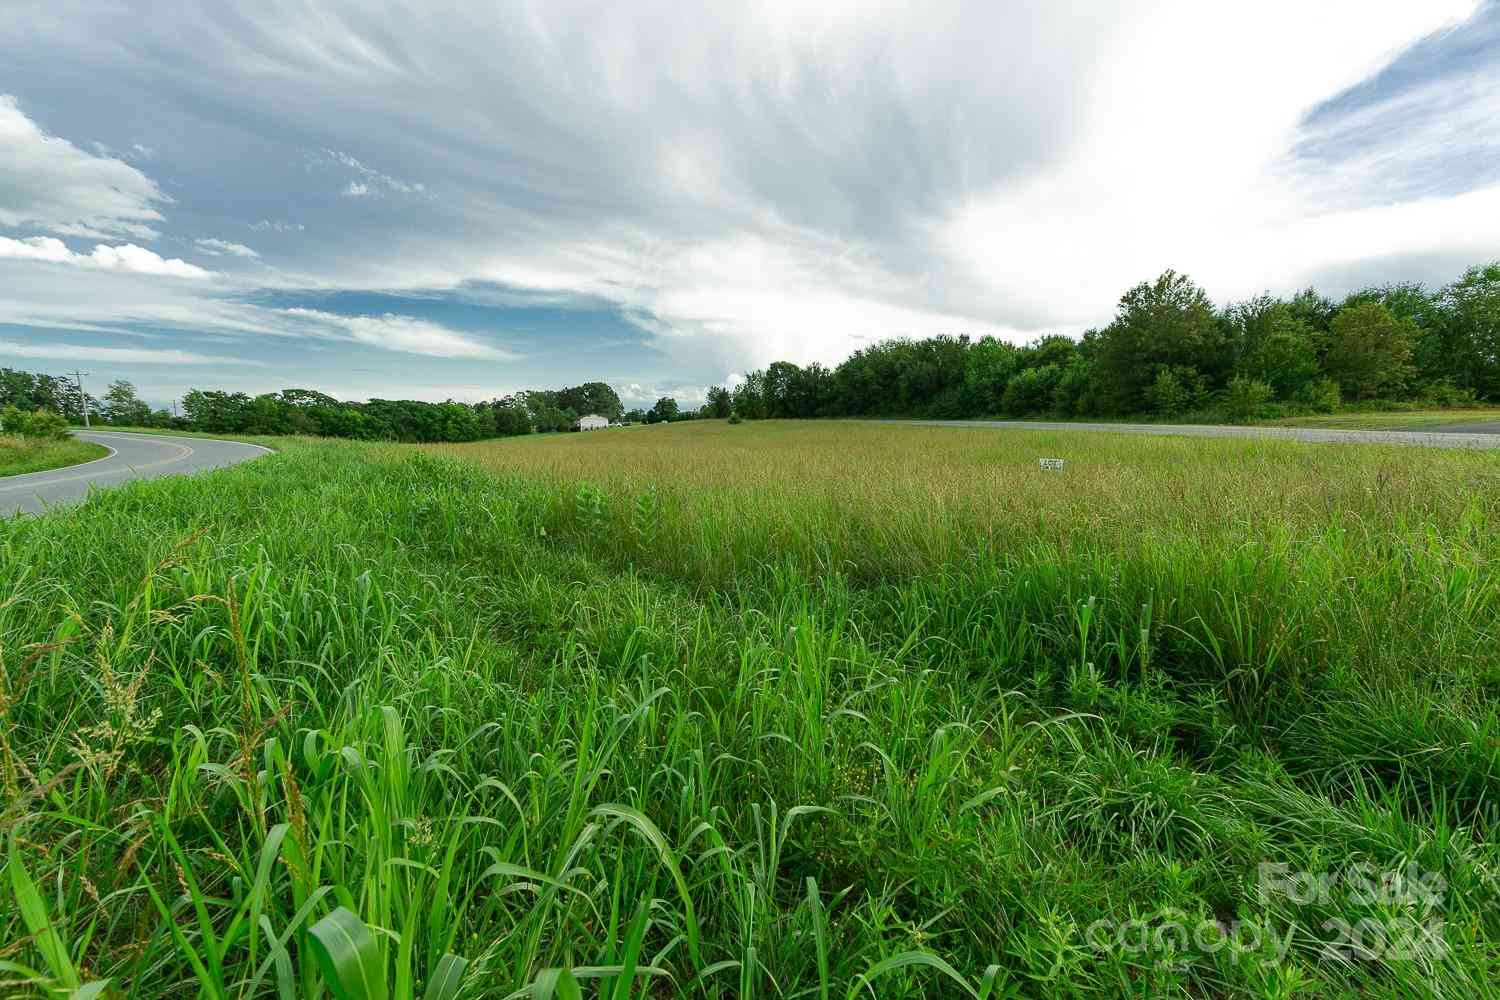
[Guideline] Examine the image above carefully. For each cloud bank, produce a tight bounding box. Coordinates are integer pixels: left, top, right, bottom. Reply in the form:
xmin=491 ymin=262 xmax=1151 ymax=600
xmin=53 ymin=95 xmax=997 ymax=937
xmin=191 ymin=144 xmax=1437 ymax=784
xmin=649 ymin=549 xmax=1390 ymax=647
xmin=0 ymin=235 xmax=211 ymax=278
xmin=0 ymin=338 xmax=265 ymax=366
xmin=0 ymin=1 xmax=1495 ymax=404
xmin=0 ymin=94 xmax=167 ymax=240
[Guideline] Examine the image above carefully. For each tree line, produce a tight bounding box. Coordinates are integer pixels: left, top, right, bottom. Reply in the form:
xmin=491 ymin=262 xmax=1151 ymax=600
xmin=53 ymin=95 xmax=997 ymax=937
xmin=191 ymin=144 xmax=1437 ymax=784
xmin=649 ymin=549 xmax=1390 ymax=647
xmin=0 ymin=372 xmax=647 ymax=443
xmin=6 ymin=261 xmax=1496 ymax=439
xmin=703 ymin=263 xmax=1500 ymax=423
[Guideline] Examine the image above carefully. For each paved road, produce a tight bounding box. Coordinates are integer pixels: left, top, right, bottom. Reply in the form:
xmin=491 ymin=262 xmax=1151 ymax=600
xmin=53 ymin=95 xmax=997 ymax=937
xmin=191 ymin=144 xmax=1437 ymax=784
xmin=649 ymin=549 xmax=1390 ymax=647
xmin=868 ymin=419 xmax=1500 ymax=450
xmin=1422 ymin=420 xmax=1500 ymax=434
xmin=1 ymin=430 xmax=272 ymax=515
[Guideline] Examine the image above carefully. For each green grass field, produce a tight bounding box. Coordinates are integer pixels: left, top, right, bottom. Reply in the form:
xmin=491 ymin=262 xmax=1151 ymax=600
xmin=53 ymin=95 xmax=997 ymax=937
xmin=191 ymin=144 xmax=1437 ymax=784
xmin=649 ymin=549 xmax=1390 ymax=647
xmin=0 ymin=435 xmax=108 ymax=478
xmin=3 ymin=422 xmax=1497 ymax=997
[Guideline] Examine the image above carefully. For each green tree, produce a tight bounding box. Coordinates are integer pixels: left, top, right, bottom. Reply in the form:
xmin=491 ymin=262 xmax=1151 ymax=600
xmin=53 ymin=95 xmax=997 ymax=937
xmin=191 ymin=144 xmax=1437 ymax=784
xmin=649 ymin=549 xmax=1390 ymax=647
xmin=1294 ymin=377 xmax=1341 ymax=413
xmin=1144 ymin=366 xmax=1205 ymax=417
xmin=181 ymin=389 xmax=253 ymax=433
xmin=1091 ymin=270 xmax=1228 ymax=414
xmin=1000 ymin=364 xmax=1061 ymax=417
xmin=704 ymin=386 xmax=731 ymax=418
xmin=1323 ymin=303 xmax=1416 ymax=400
xmin=1220 ymin=376 xmax=1275 ymax=423
xmin=964 ymin=337 xmax=1019 ymax=414
xmin=1238 ymin=315 xmax=1320 ymax=399
xmin=556 ymin=382 xmax=623 ymax=420
xmin=1286 ymin=287 xmax=1337 ymax=333
xmin=1050 ymin=358 xmax=1097 ymax=416
xmin=1015 ymin=334 xmax=1079 ymax=372
xmin=1222 ymin=294 xmax=1283 ymax=363
xmin=647 ymin=396 xmax=679 ymax=423
xmin=489 ymin=400 xmax=533 ymax=436
xmin=1435 ymin=263 xmax=1500 ymax=399
xmin=732 ymin=372 xmax=766 ymax=419
xmin=243 ymin=394 xmax=290 ymax=434
xmin=761 ymin=361 xmax=803 ymax=417
xmin=102 ymin=380 xmax=151 ymax=426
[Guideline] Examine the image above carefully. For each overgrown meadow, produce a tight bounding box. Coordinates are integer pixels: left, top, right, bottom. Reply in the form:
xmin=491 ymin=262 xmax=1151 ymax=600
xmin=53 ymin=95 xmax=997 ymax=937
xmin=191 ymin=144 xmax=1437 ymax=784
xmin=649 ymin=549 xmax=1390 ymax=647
xmin=3 ymin=421 xmax=1498 ymax=997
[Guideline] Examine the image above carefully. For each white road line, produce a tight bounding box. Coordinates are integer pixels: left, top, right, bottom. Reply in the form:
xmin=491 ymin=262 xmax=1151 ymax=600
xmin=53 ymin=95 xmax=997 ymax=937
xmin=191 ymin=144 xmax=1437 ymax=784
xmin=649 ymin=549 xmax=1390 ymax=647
xmin=0 ymin=438 xmax=193 ymax=493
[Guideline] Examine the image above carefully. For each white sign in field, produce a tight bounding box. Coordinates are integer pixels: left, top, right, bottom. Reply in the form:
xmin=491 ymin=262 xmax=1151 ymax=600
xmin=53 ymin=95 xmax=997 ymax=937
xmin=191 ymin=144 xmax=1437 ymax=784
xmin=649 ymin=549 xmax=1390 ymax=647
xmin=1038 ymin=458 xmax=1065 ymax=471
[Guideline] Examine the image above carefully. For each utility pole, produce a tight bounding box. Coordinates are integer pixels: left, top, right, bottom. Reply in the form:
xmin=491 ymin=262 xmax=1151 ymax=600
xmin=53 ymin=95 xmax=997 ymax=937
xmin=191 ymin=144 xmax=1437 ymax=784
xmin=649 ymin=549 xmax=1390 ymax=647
xmin=70 ymin=371 xmax=90 ymax=428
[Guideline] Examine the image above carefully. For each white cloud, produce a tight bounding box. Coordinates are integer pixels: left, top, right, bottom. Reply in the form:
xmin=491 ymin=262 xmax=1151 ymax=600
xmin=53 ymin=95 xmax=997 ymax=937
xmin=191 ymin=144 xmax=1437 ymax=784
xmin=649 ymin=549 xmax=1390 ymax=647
xmin=0 ymin=95 xmax=167 ymax=240
xmin=195 ymin=237 xmax=260 ymax=258
xmin=0 ymin=235 xmax=212 ymax=278
xmin=326 ymin=149 xmax=421 ymax=194
xmin=0 ymin=1 xmax=1493 ymax=391
xmin=934 ymin=1 xmax=1485 ymax=325
xmin=615 ymin=380 xmax=707 ymax=407
xmin=0 ymin=337 xmax=265 ymax=366
xmin=217 ymin=0 xmax=1477 ymax=369
xmin=279 ymin=308 xmax=519 ymax=359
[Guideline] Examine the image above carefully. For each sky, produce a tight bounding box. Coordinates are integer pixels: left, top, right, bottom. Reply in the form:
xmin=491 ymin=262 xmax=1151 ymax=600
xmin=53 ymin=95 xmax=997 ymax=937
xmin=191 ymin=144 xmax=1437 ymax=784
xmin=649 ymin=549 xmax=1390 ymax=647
xmin=2 ymin=0 xmax=1498 ymax=410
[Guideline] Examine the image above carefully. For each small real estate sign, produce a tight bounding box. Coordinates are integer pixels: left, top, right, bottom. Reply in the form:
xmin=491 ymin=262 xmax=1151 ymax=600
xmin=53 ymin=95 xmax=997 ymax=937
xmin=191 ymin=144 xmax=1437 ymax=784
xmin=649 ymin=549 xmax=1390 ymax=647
xmin=1038 ymin=458 xmax=1065 ymax=471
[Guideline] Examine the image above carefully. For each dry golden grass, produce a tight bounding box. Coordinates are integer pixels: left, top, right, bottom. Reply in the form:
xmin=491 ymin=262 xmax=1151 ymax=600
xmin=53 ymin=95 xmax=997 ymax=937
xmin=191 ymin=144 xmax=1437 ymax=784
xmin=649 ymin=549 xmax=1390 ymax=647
xmin=424 ymin=419 xmax=1500 ymax=559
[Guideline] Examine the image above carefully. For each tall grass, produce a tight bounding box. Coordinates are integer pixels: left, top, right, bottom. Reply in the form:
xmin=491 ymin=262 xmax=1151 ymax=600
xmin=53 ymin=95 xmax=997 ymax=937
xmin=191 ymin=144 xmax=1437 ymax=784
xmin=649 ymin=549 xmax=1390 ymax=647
xmin=1 ymin=422 xmax=1496 ymax=996
xmin=0 ymin=435 xmax=108 ymax=478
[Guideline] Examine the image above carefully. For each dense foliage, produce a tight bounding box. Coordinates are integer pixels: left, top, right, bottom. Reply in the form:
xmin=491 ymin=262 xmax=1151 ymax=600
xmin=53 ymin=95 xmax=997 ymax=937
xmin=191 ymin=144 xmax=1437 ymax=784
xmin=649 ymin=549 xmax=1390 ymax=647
xmin=711 ymin=263 xmax=1500 ymax=423
xmin=0 ymin=405 xmax=70 ymax=440
xmin=7 ymin=263 xmax=1497 ymax=441
xmin=0 ymin=374 xmax=629 ymax=443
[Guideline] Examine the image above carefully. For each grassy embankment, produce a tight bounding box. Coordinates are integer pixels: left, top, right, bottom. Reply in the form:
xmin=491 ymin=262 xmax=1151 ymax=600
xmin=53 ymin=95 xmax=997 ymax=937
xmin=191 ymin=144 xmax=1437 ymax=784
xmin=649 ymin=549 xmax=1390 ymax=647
xmin=0 ymin=435 xmax=109 ymax=478
xmin=3 ymin=421 xmax=1498 ymax=997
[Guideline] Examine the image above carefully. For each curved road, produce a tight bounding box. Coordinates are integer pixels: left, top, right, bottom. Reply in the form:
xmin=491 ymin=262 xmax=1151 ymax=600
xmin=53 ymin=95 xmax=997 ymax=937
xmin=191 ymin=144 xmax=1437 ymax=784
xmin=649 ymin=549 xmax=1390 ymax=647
xmin=1 ymin=430 xmax=272 ymax=515
xmin=868 ymin=419 xmax=1500 ymax=449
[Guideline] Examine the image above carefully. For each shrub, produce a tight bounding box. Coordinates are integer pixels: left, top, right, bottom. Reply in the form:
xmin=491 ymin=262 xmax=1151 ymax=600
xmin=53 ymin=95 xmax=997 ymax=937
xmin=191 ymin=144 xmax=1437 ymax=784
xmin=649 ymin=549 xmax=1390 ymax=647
xmin=1145 ymin=368 xmax=1188 ymax=416
xmin=1051 ymin=359 xmax=1095 ymax=416
xmin=1293 ymin=377 xmax=1341 ymax=414
xmin=727 ymin=412 xmax=742 ymax=425
xmin=1 ymin=405 xmax=70 ymax=440
xmin=1142 ymin=365 xmax=1208 ymax=418
xmin=1420 ymin=380 xmax=1479 ymax=408
xmin=924 ymin=385 xmax=969 ymax=420
xmin=1000 ymin=364 xmax=1062 ymax=417
xmin=1219 ymin=376 xmax=1275 ymax=423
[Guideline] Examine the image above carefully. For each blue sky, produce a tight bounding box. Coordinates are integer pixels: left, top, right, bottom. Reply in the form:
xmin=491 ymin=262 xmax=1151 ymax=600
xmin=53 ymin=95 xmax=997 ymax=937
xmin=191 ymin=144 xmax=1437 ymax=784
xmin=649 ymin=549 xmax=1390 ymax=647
xmin=2 ymin=1 xmax=1498 ymax=409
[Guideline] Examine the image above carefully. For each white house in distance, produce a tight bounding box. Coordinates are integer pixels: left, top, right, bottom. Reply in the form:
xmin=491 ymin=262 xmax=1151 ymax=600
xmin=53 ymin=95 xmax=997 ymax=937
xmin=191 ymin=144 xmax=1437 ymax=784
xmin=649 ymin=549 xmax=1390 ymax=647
xmin=572 ymin=413 xmax=609 ymax=431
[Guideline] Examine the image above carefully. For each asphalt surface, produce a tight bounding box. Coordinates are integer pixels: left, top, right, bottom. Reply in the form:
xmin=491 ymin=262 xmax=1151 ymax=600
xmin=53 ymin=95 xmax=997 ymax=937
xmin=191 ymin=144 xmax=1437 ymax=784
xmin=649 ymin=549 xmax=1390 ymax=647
xmin=1 ymin=430 xmax=272 ymax=515
xmin=869 ymin=419 xmax=1500 ymax=449
xmin=1422 ymin=420 xmax=1500 ymax=434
